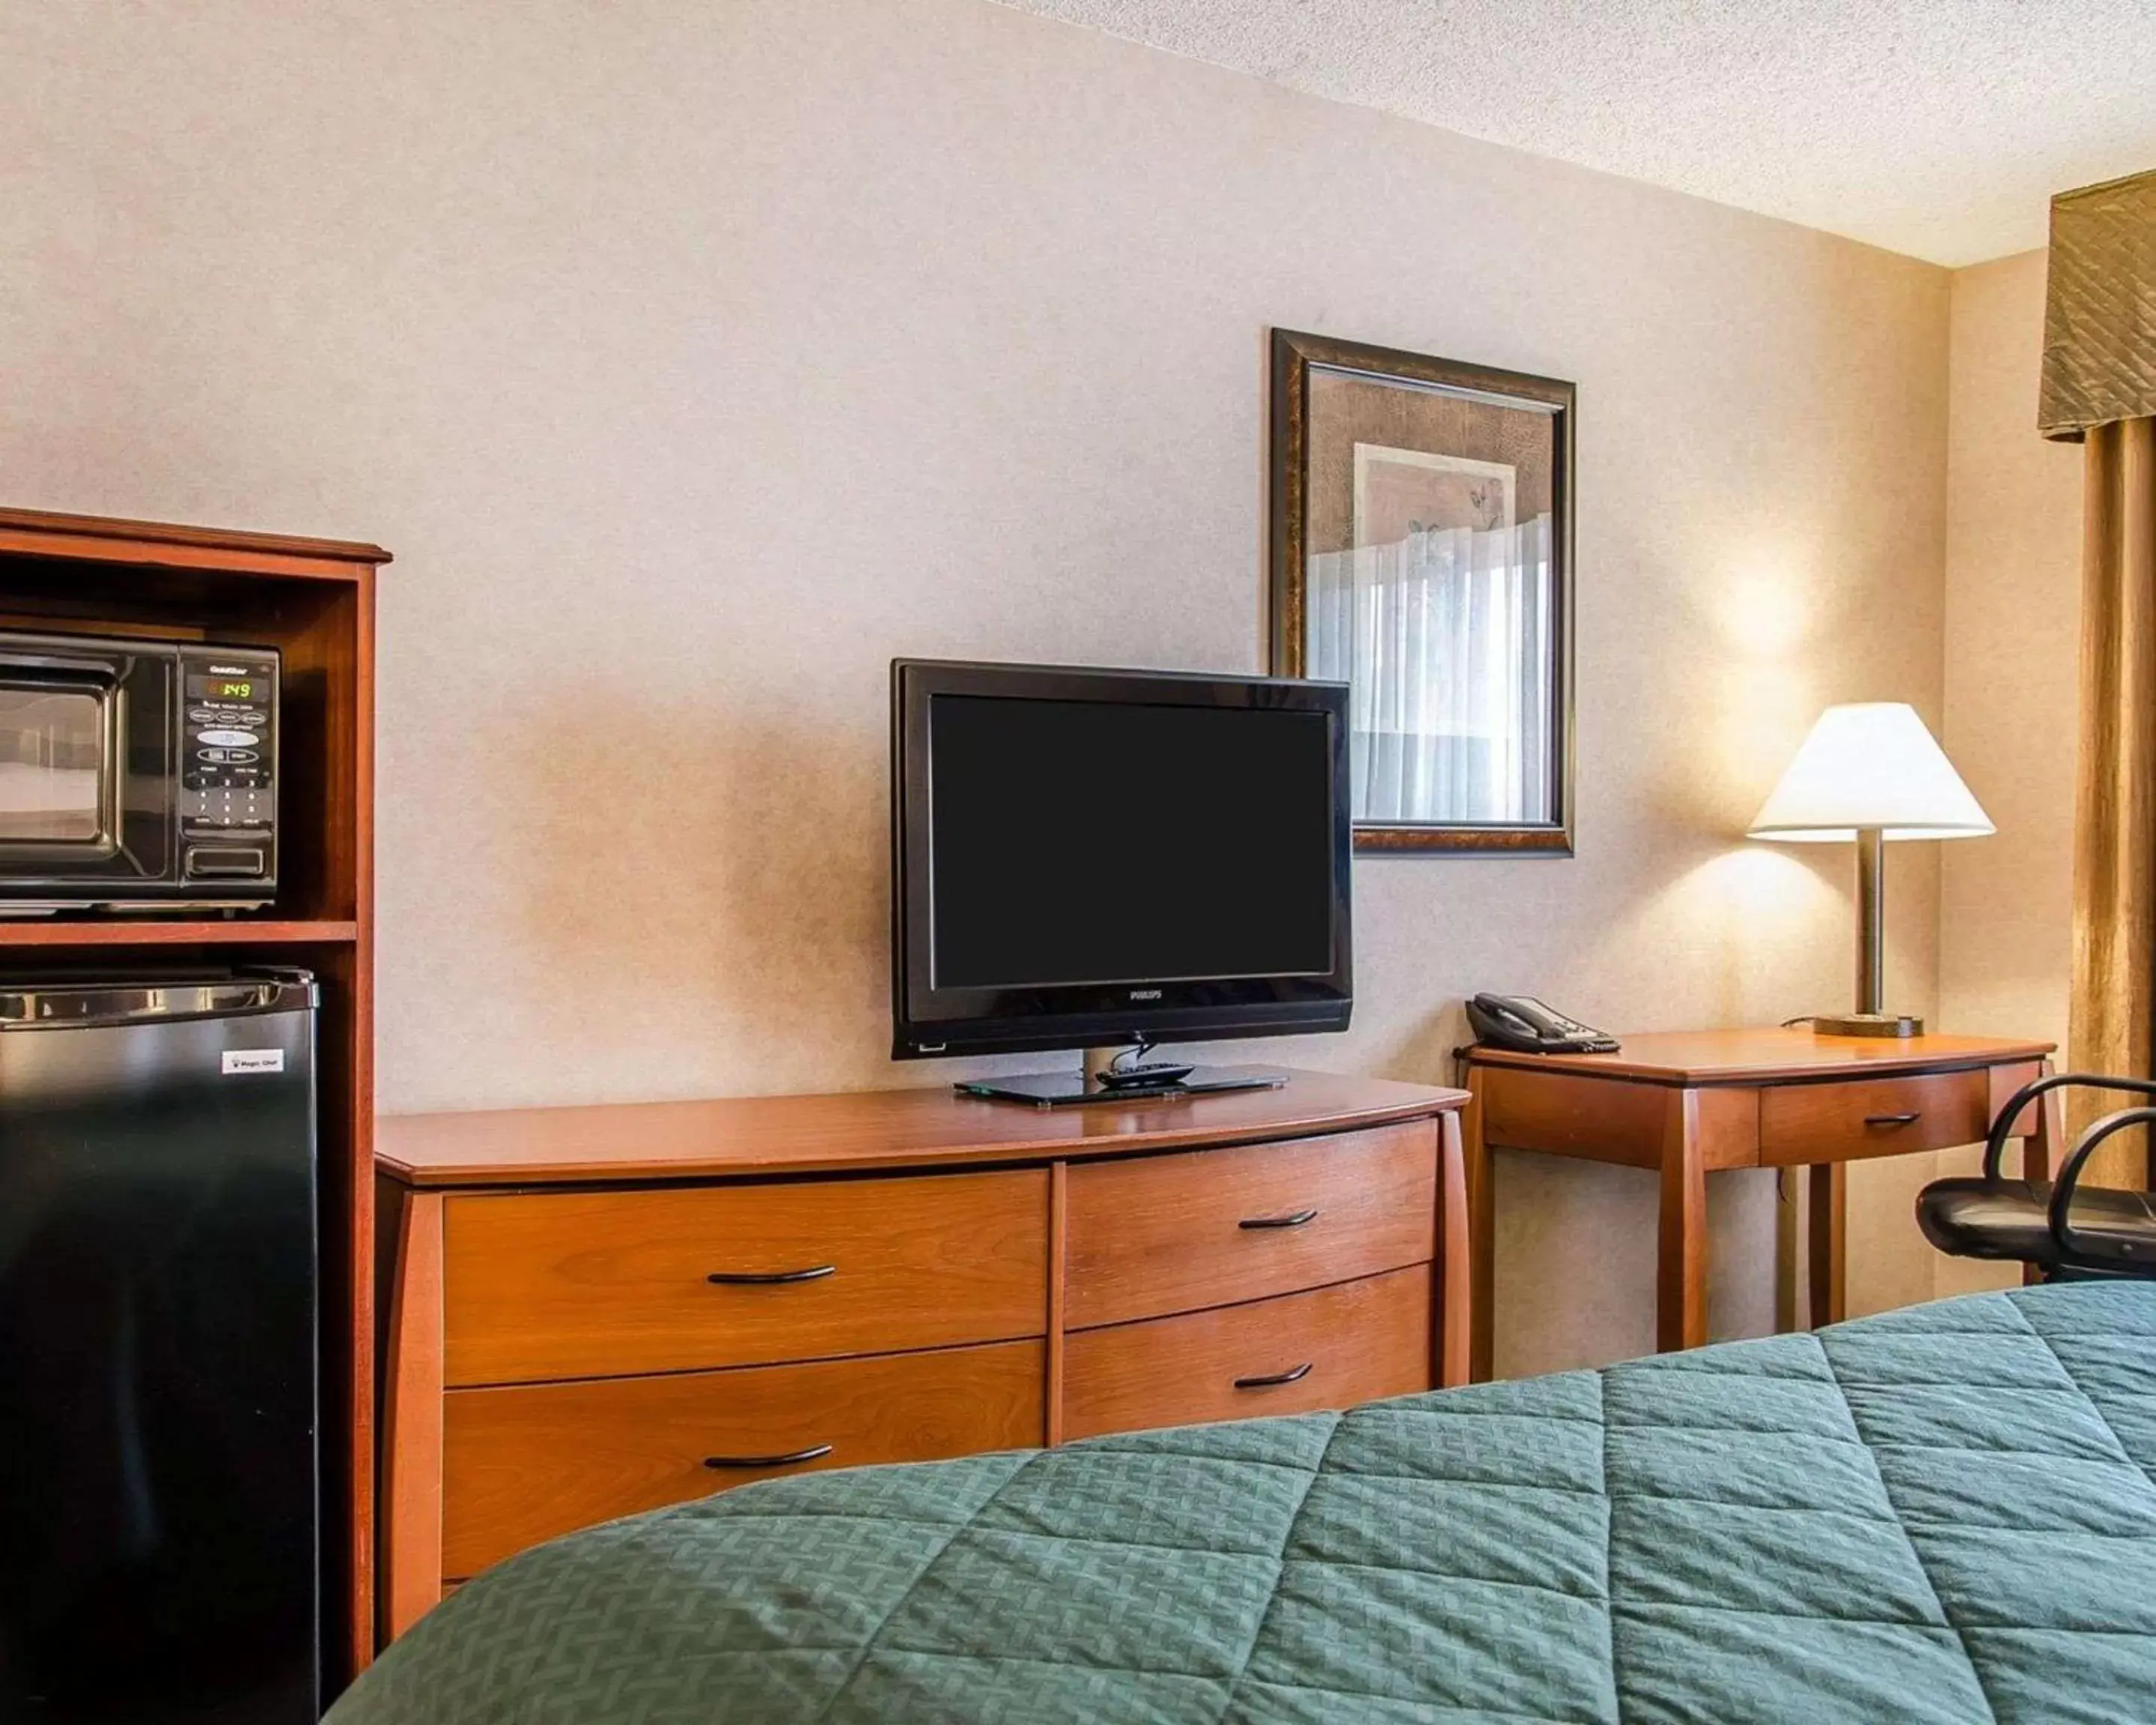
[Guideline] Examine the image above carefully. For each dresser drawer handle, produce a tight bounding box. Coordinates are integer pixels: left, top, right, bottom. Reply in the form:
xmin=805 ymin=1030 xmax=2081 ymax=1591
xmin=706 ymin=1264 xmax=836 ymax=1286
xmin=703 ymin=1444 xmax=834 ymax=1470
xmin=1239 ymin=1208 xmax=1319 ymax=1231
xmin=1865 ymin=1113 xmax=1921 ymax=1128
xmin=1234 ymin=1362 xmax=1314 ymax=1390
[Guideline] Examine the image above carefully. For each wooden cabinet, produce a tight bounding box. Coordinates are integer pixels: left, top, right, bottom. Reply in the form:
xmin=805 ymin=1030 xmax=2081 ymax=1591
xmin=378 ymin=1069 xmax=1470 ymax=1643
xmin=0 ymin=508 xmax=383 ymax=1679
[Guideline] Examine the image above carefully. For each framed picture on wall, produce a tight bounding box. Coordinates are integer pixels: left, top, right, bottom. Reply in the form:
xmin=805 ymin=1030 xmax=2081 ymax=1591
xmin=1268 ymin=328 xmax=1576 ymax=854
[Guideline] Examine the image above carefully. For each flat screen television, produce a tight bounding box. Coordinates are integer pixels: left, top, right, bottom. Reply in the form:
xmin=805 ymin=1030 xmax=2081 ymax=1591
xmin=891 ymin=660 xmax=1353 ymax=1096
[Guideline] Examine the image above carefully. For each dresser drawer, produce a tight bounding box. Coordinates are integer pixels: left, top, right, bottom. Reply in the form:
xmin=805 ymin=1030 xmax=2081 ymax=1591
xmin=1759 ymin=1069 xmax=1991 ymax=1166
xmin=441 ymin=1338 xmax=1045 ymax=1578
xmin=1065 ymin=1124 xmax=1436 ymax=1328
xmin=1062 ymin=1265 xmax=1431 ymax=1440
xmin=442 ymin=1168 xmax=1048 ymax=1385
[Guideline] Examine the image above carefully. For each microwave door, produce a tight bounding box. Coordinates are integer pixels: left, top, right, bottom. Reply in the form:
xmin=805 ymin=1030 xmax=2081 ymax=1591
xmin=0 ymin=681 xmax=117 ymax=857
xmin=0 ymin=644 xmax=171 ymax=885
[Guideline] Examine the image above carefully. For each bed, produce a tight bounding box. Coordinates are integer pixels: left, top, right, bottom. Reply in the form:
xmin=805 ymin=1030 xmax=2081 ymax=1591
xmin=329 ymin=1282 xmax=2156 ymax=1723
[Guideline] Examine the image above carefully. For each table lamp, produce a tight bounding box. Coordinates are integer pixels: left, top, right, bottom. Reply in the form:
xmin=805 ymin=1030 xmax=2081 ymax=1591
xmin=1747 ymin=702 xmax=1992 ymax=1036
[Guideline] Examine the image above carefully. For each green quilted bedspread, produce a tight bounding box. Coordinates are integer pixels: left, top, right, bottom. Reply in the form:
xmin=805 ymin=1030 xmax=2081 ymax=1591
xmin=332 ymin=1283 xmax=2156 ymax=1723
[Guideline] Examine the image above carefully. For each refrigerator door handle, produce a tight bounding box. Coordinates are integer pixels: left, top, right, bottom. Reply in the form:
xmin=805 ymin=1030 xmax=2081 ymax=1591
xmin=0 ymin=979 xmax=307 ymax=1028
xmin=205 ymin=983 xmax=278 ymax=1014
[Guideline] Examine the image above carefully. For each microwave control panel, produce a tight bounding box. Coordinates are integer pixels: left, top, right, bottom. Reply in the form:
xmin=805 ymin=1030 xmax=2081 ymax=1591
xmin=177 ymin=649 xmax=279 ymax=877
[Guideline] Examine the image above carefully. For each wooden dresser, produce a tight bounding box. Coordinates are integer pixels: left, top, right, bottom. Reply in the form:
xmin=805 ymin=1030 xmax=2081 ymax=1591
xmin=376 ymin=1068 xmax=1470 ymax=1643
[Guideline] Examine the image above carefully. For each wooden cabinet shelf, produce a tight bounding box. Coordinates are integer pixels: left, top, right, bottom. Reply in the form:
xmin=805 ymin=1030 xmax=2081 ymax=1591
xmin=0 ymin=918 xmax=360 ymax=947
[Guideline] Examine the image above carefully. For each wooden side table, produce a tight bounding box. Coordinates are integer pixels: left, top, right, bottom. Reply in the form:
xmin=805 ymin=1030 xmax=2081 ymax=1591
xmin=1460 ymin=1029 xmax=2059 ymax=1378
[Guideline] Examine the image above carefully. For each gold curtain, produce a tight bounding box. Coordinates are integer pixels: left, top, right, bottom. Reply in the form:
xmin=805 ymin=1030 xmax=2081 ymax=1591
xmin=2068 ymin=418 xmax=2156 ymax=1182
xmin=2041 ymin=171 xmax=2156 ymax=442
xmin=2050 ymin=168 xmax=2156 ymax=1184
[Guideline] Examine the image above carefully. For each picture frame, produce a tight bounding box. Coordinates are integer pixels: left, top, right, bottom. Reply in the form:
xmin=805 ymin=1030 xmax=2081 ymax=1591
xmin=1268 ymin=328 xmax=1576 ymax=855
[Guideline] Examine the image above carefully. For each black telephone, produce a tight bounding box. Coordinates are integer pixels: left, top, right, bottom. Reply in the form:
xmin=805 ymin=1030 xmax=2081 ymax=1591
xmin=1466 ymin=994 xmax=1620 ymax=1055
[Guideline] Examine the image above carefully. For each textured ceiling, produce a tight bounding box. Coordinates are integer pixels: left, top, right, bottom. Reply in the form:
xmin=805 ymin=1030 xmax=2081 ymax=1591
xmin=993 ymin=0 xmax=2156 ymax=266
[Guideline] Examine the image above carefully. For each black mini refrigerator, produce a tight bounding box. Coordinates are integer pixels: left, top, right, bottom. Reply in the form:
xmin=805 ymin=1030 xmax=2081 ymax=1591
xmin=0 ymin=975 xmax=318 ymax=1724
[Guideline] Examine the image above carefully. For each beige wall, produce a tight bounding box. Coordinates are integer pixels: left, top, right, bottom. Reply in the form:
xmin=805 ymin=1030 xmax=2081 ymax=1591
xmin=2 ymin=0 xmax=1954 ymax=1375
xmin=1936 ymin=249 xmax=2085 ymax=1297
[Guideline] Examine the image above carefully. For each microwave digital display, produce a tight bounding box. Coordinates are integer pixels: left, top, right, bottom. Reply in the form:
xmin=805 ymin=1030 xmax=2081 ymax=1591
xmin=187 ymin=675 xmax=264 ymax=703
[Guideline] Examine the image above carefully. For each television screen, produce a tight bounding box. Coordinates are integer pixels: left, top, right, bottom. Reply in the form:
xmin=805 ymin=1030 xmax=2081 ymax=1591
xmin=892 ymin=660 xmax=1353 ymax=1059
xmin=928 ymin=695 xmax=1335 ymax=989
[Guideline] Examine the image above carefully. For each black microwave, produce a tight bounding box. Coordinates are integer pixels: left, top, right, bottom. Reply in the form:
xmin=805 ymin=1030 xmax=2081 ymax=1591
xmin=0 ymin=630 xmax=281 ymax=913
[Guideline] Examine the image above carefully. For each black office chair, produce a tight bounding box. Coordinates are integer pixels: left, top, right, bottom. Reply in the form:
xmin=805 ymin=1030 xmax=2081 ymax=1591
xmin=1916 ymin=1073 xmax=2156 ymax=1280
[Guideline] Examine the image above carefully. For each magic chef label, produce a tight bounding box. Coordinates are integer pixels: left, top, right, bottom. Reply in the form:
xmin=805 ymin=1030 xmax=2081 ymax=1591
xmin=222 ymin=1049 xmax=287 ymax=1075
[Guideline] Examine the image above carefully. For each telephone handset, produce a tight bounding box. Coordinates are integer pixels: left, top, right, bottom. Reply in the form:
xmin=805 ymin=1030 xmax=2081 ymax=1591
xmin=1466 ymin=994 xmax=1620 ymax=1055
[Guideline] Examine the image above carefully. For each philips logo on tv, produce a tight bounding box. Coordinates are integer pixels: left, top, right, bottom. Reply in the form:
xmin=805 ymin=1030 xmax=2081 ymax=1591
xmin=1128 ymin=988 xmax=1162 ymax=1000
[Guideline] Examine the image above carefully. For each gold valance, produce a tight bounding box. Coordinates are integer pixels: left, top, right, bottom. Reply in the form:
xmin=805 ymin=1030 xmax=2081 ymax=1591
xmin=2041 ymin=168 xmax=2156 ymax=442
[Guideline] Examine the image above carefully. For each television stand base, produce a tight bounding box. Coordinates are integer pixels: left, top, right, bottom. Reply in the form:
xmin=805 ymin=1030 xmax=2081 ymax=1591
xmin=954 ymin=1065 xmax=1288 ymax=1108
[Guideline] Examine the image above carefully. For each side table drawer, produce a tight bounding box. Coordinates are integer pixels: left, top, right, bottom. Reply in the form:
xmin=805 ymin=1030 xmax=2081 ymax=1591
xmin=441 ymin=1338 xmax=1046 ymax=1578
xmin=1065 ymin=1123 xmax=1436 ymax=1328
xmin=1759 ymin=1069 xmax=1991 ymax=1166
xmin=442 ymin=1167 xmax=1048 ymax=1384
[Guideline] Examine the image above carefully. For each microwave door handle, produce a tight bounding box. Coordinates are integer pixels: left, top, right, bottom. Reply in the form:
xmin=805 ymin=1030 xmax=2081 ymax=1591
xmin=105 ymin=684 xmax=125 ymax=850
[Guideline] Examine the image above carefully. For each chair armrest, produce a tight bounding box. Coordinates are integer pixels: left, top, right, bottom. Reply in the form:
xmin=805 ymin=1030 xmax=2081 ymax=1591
xmin=2048 ymin=1104 xmax=2156 ymax=1262
xmin=1982 ymin=1074 xmax=2156 ymax=1178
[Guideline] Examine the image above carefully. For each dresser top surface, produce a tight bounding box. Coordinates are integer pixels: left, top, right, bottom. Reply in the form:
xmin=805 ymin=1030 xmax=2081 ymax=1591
xmin=1464 ymin=1027 xmax=2054 ymax=1085
xmin=377 ymin=1067 xmax=1469 ymax=1187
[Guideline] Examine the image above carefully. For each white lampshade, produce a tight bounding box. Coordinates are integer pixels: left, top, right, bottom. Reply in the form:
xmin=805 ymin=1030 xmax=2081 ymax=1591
xmin=1747 ymin=703 xmax=1993 ymax=843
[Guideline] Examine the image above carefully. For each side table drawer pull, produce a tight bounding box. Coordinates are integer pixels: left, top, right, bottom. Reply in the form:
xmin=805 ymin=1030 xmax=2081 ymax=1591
xmin=706 ymin=1264 xmax=837 ymax=1286
xmin=1234 ymin=1361 xmax=1314 ymax=1390
xmin=1238 ymin=1208 xmax=1319 ymax=1231
xmin=703 ymin=1443 xmax=834 ymax=1470
xmin=1864 ymin=1113 xmax=1921 ymax=1128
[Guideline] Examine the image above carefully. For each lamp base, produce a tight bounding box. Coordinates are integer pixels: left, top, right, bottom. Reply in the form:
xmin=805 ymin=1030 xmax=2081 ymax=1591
xmin=1811 ymin=1011 xmax=1923 ymax=1038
